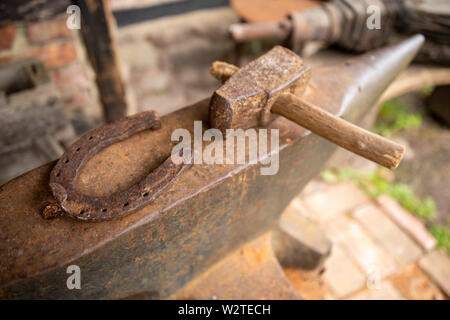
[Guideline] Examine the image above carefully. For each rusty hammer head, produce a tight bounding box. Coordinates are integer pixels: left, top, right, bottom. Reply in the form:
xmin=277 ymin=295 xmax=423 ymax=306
xmin=209 ymin=46 xmax=310 ymax=133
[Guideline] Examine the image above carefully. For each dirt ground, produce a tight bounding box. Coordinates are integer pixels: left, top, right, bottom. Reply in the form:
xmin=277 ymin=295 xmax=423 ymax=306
xmin=391 ymin=92 xmax=450 ymax=228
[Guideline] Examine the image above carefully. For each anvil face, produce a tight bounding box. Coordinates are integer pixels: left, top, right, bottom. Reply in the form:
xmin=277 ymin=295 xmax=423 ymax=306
xmin=209 ymin=46 xmax=310 ymax=133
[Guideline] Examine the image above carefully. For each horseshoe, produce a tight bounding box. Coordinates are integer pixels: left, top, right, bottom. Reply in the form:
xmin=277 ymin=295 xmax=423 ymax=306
xmin=49 ymin=111 xmax=189 ymax=222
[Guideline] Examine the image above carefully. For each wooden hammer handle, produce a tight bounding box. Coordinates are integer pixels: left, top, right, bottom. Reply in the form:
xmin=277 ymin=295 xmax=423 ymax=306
xmin=273 ymin=93 xmax=405 ymax=169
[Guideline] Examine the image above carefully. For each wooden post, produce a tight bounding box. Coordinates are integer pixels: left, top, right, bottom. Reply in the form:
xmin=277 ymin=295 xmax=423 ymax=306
xmin=74 ymin=0 xmax=127 ymax=122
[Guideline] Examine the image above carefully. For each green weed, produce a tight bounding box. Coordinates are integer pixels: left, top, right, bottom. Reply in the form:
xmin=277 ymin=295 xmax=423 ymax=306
xmin=374 ymin=99 xmax=422 ymax=137
xmin=429 ymin=225 xmax=450 ymax=253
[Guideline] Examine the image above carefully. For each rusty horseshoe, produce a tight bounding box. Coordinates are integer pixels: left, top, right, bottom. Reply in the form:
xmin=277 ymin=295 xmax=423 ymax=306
xmin=49 ymin=111 xmax=190 ymax=222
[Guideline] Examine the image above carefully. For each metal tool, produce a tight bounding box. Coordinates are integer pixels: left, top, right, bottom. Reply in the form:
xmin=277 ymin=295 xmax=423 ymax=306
xmin=209 ymin=45 xmax=409 ymax=169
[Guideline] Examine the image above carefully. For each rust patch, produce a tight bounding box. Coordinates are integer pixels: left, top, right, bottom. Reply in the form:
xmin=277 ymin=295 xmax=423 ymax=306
xmin=40 ymin=201 xmax=63 ymax=220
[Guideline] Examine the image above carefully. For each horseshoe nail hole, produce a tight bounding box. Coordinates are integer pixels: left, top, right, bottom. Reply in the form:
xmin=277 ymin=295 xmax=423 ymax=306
xmin=80 ymin=210 xmax=85 ymax=215
xmin=101 ymin=208 xmax=107 ymax=212
xmin=76 ymin=147 xmax=80 ymax=152
xmin=143 ymin=192 xmax=149 ymax=197
xmin=56 ymin=172 xmax=60 ymax=177
xmin=89 ymin=136 xmax=93 ymax=140
xmin=123 ymin=202 xmax=129 ymax=207
xmin=64 ymin=159 xmax=69 ymax=164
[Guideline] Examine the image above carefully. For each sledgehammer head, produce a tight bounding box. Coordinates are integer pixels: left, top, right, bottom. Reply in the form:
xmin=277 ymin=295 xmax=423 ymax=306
xmin=209 ymin=46 xmax=310 ymax=133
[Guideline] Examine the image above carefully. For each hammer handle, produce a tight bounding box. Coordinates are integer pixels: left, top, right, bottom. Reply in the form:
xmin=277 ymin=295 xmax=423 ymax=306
xmin=272 ymin=93 xmax=405 ymax=169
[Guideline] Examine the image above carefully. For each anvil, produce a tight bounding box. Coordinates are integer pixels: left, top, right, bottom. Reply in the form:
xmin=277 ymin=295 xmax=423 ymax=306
xmin=0 ymin=35 xmax=436 ymax=299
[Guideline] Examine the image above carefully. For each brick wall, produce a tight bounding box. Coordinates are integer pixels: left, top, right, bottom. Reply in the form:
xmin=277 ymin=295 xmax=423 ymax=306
xmin=0 ymin=14 xmax=103 ymax=134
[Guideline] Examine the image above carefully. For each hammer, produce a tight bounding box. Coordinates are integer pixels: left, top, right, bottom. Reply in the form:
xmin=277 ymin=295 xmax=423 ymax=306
xmin=209 ymin=46 xmax=404 ymax=169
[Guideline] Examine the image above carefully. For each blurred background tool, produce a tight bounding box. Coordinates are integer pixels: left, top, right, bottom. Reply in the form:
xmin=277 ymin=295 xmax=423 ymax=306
xmin=230 ymin=0 xmax=450 ymax=63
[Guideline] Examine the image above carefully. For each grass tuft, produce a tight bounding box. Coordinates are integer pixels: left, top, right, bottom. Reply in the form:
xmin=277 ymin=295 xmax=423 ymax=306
xmin=429 ymin=225 xmax=450 ymax=253
xmin=373 ymin=99 xmax=422 ymax=137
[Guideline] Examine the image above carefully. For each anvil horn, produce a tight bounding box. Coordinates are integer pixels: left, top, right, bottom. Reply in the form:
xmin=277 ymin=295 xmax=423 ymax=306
xmin=301 ymin=34 xmax=425 ymax=121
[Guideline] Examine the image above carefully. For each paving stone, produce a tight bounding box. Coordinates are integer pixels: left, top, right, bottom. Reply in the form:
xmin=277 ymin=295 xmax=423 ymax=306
xmin=323 ymin=245 xmax=366 ymax=298
xmin=377 ymin=195 xmax=436 ymax=251
xmin=289 ymin=198 xmax=317 ymax=222
xmin=389 ymin=264 xmax=445 ymax=300
xmin=348 ymin=281 xmax=405 ymax=300
xmin=419 ymin=250 xmax=450 ymax=296
xmin=274 ymin=203 xmax=331 ymax=270
xmin=325 ymin=216 xmax=397 ymax=276
xmin=353 ymin=204 xmax=423 ymax=265
xmin=302 ymin=182 xmax=369 ymax=223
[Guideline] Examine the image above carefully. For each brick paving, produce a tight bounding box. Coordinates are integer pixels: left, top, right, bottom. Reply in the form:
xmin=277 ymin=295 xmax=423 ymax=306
xmin=352 ymin=204 xmax=423 ymax=266
xmin=323 ymin=244 xmax=366 ymax=298
xmin=419 ymin=251 xmax=450 ymax=296
xmin=284 ymin=179 xmax=449 ymax=300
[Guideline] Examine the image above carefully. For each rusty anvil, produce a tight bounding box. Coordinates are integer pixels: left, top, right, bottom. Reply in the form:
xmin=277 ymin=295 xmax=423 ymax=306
xmin=0 ymin=35 xmax=424 ymax=299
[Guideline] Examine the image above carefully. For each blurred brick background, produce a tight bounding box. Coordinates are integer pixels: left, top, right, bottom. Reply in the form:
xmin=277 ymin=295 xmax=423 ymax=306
xmin=0 ymin=0 xmax=237 ymax=183
xmin=0 ymin=14 xmax=103 ymax=132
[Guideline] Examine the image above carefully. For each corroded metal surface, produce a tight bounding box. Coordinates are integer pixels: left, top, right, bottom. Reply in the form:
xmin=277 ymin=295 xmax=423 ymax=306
xmin=0 ymin=38 xmax=424 ymax=299
xmin=210 ymin=46 xmax=310 ymax=133
xmin=49 ymin=111 xmax=189 ymax=221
